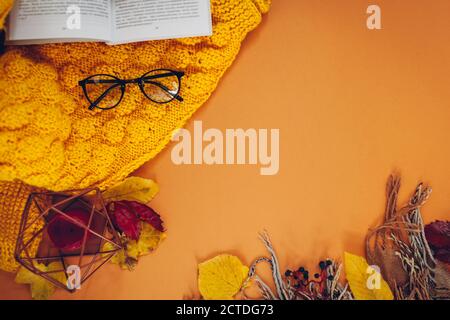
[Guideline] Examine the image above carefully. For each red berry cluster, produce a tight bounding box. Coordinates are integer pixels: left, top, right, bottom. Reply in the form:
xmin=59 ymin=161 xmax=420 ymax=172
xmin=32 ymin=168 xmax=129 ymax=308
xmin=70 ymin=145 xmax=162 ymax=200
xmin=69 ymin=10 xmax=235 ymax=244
xmin=285 ymin=260 xmax=334 ymax=298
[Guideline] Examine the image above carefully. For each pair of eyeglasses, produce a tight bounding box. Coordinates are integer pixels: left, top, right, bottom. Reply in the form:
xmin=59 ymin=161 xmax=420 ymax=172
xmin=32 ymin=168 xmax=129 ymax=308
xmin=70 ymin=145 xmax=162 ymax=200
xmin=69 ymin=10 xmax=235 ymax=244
xmin=78 ymin=69 xmax=184 ymax=110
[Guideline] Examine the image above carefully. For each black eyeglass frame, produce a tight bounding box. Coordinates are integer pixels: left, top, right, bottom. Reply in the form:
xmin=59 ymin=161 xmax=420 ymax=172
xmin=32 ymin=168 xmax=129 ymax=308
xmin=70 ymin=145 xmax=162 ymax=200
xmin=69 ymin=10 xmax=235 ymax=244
xmin=78 ymin=69 xmax=185 ymax=110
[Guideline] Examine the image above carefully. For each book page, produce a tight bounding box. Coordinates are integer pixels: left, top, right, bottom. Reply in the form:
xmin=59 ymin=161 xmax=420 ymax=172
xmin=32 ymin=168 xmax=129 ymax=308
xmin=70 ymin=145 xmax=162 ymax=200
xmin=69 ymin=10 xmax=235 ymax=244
xmin=7 ymin=0 xmax=112 ymax=44
xmin=111 ymin=0 xmax=212 ymax=44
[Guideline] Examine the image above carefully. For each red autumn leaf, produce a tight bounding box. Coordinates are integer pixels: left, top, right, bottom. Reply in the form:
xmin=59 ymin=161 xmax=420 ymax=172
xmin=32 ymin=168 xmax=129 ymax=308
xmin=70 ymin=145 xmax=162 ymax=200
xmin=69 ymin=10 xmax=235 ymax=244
xmin=425 ymin=220 xmax=450 ymax=249
xmin=108 ymin=201 xmax=141 ymax=240
xmin=434 ymin=248 xmax=450 ymax=264
xmin=125 ymin=200 xmax=165 ymax=232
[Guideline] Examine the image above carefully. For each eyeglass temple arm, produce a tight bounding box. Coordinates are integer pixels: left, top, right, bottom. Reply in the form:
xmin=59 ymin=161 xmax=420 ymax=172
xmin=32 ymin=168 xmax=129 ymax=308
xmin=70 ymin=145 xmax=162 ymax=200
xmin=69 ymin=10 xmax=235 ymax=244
xmin=88 ymin=83 xmax=122 ymax=110
xmin=81 ymin=72 xmax=180 ymax=85
xmin=82 ymin=79 xmax=117 ymax=84
xmin=142 ymin=71 xmax=183 ymax=80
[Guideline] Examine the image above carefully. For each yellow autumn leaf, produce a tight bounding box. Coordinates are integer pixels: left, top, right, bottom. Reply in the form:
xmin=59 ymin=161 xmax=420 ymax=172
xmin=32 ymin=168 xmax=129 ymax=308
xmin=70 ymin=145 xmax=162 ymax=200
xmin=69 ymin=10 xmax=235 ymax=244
xmin=103 ymin=222 xmax=166 ymax=270
xmin=126 ymin=222 xmax=167 ymax=259
xmin=102 ymin=176 xmax=159 ymax=203
xmin=103 ymin=242 xmax=132 ymax=270
xmin=344 ymin=252 xmax=394 ymax=300
xmin=198 ymin=254 xmax=249 ymax=300
xmin=15 ymin=262 xmax=66 ymax=300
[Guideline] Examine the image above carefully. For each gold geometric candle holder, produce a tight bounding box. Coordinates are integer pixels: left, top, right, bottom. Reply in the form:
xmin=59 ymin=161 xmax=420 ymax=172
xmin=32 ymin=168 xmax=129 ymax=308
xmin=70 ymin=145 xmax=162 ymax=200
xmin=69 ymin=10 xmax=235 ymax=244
xmin=14 ymin=188 xmax=122 ymax=292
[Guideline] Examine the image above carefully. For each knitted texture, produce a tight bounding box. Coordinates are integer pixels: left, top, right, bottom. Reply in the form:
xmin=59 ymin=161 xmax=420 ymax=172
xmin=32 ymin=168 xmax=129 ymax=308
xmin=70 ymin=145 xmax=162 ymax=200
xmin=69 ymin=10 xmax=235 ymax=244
xmin=0 ymin=0 xmax=271 ymax=272
xmin=0 ymin=180 xmax=43 ymax=272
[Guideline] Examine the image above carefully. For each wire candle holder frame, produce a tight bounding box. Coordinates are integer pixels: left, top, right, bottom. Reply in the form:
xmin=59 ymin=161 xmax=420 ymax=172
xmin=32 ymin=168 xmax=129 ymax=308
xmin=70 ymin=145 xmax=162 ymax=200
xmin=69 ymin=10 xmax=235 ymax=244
xmin=14 ymin=187 xmax=123 ymax=293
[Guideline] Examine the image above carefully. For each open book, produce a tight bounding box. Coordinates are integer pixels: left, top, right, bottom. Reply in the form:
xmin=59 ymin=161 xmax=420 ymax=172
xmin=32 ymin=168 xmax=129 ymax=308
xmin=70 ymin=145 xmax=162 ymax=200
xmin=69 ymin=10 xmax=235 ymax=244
xmin=7 ymin=0 xmax=212 ymax=45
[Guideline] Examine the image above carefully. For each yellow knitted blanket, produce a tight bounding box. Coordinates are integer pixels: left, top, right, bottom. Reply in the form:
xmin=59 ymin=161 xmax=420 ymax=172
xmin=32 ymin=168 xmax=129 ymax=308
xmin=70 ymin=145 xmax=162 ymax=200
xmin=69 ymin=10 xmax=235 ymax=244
xmin=0 ymin=0 xmax=271 ymax=272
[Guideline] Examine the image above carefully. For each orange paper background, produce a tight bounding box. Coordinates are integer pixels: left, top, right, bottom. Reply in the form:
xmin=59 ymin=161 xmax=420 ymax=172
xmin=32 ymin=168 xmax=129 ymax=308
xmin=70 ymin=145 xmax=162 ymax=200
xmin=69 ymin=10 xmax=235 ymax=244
xmin=1 ymin=0 xmax=449 ymax=299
